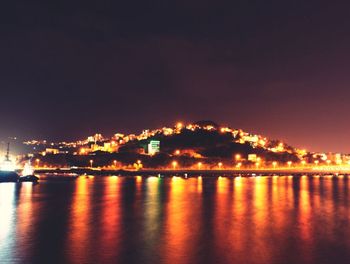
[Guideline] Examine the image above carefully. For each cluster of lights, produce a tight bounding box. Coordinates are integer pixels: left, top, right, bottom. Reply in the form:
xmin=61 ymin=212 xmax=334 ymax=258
xmin=22 ymin=121 xmax=350 ymax=172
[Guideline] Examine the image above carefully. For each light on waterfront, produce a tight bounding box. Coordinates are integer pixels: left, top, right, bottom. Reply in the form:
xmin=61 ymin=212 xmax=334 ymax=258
xmin=287 ymin=161 xmax=292 ymax=168
xmin=218 ymin=162 xmax=223 ymax=169
xmin=90 ymin=159 xmax=93 ymax=168
xmin=172 ymin=161 xmax=178 ymax=170
xmin=272 ymin=161 xmax=277 ymax=169
xmin=197 ymin=162 xmax=202 ymax=170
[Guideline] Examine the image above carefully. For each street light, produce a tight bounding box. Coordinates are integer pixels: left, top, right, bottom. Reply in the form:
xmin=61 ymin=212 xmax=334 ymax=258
xmin=235 ymin=154 xmax=241 ymax=161
xmin=272 ymin=161 xmax=277 ymax=169
xmin=218 ymin=162 xmax=223 ymax=169
xmin=287 ymin=161 xmax=292 ymax=168
xmin=113 ymin=160 xmax=117 ymax=168
xmin=172 ymin=161 xmax=177 ymax=170
xmin=35 ymin=158 xmax=40 ymax=168
xmin=90 ymin=159 xmax=93 ymax=168
xmin=197 ymin=162 xmax=202 ymax=170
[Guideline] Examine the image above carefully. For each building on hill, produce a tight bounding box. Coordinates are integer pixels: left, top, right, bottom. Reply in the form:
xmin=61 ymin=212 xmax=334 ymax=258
xmin=147 ymin=140 xmax=160 ymax=155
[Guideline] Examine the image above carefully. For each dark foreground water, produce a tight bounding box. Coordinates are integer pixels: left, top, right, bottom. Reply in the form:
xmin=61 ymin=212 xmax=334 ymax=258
xmin=1 ymin=175 xmax=350 ymax=264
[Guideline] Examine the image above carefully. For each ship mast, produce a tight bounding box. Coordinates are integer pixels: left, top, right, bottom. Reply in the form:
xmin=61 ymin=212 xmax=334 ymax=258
xmin=5 ymin=142 xmax=10 ymax=161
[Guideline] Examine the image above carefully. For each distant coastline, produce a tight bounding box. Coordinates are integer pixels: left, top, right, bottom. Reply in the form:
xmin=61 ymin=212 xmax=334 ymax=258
xmin=34 ymin=167 xmax=350 ymax=177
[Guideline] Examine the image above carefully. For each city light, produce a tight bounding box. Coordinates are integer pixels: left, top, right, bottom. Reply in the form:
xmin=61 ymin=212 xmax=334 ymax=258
xmin=172 ymin=161 xmax=177 ymax=170
xmin=218 ymin=162 xmax=223 ymax=169
xmin=19 ymin=121 xmax=350 ymax=173
xmin=272 ymin=161 xmax=277 ymax=169
xmin=176 ymin=122 xmax=183 ymax=129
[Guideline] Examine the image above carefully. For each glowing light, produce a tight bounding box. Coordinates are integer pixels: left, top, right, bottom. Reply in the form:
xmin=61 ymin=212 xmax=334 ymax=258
xmin=0 ymin=160 xmax=16 ymax=171
xmin=287 ymin=161 xmax=292 ymax=168
xmin=35 ymin=159 xmax=40 ymax=168
xmin=235 ymin=154 xmax=241 ymax=161
xmin=197 ymin=162 xmax=202 ymax=170
xmin=218 ymin=162 xmax=223 ymax=169
xmin=176 ymin=122 xmax=183 ymax=129
xmin=89 ymin=159 xmax=93 ymax=168
xmin=172 ymin=161 xmax=178 ymax=170
xmin=272 ymin=161 xmax=277 ymax=169
xmin=22 ymin=161 xmax=34 ymax=176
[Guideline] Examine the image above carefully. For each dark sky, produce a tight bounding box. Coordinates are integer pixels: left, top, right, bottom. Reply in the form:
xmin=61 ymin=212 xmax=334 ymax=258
xmin=1 ymin=0 xmax=350 ymax=152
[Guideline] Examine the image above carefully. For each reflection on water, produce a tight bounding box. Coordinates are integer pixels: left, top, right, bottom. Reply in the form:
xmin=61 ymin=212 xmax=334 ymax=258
xmin=1 ymin=176 xmax=350 ymax=263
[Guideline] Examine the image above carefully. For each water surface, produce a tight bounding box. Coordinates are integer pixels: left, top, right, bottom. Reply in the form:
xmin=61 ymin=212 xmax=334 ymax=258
xmin=1 ymin=175 xmax=350 ymax=264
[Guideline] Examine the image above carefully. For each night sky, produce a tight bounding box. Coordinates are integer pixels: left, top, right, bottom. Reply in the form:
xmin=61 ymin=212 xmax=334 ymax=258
xmin=1 ymin=1 xmax=350 ymax=152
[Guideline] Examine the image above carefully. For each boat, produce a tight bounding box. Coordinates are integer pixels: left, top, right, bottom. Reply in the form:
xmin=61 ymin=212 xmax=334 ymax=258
xmin=0 ymin=171 xmax=19 ymax=182
xmin=19 ymin=160 xmax=39 ymax=183
xmin=0 ymin=143 xmax=19 ymax=182
xmin=18 ymin=175 xmax=39 ymax=182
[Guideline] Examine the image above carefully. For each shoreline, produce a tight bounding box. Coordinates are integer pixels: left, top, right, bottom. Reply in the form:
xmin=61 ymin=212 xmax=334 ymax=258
xmin=34 ymin=168 xmax=350 ymax=177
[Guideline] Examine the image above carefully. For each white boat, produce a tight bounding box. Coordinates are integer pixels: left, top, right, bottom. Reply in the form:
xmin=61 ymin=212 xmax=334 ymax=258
xmin=0 ymin=143 xmax=19 ymax=182
xmin=19 ymin=160 xmax=39 ymax=182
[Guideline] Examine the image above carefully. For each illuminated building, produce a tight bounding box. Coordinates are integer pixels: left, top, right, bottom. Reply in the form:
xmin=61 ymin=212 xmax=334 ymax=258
xmin=45 ymin=148 xmax=59 ymax=154
xmin=248 ymin=154 xmax=257 ymax=162
xmin=148 ymin=140 xmax=160 ymax=155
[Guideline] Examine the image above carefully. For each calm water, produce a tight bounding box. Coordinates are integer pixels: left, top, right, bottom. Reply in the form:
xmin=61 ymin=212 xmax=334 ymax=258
xmin=1 ymin=175 xmax=350 ymax=264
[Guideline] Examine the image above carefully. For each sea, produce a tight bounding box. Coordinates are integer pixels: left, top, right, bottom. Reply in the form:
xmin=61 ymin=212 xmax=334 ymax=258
xmin=1 ymin=175 xmax=350 ymax=264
